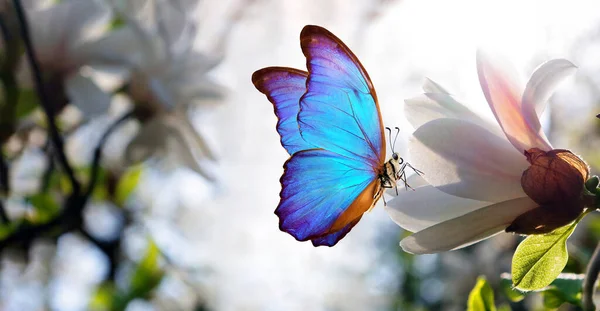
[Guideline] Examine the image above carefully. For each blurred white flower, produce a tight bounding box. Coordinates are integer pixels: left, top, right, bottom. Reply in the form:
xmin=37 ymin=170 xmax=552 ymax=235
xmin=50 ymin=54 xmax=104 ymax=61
xmin=386 ymin=52 xmax=587 ymax=254
xmin=17 ymin=0 xmax=128 ymax=117
xmin=101 ymin=0 xmax=224 ymax=179
xmin=9 ymin=147 xmax=47 ymax=196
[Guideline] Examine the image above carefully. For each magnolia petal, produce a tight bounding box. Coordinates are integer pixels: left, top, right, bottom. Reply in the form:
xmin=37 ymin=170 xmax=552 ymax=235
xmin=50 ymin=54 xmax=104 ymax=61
xmin=422 ymin=77 xmax=451 ymax=94
xmin=521 ymin=59 xmax=576 ymax=140
xmin=76 ymin=27 xmax=143 ymax=67
xmin=166 ymin=112 xmax=216 ymax=161
xmin=65 ymin=73 xmax=111 ymax=117
xmin=385 ymin=185 xmax=488 ymax=232
xmin=27 ymin=0 xmax=111 ymax=70
xmin=400 ymin=196 xmax=537 ymax=254
xmin=404 ymin=93 xmax=496 ymax=134
xmin=410 ymin=118 xmax=528 ymax=202
xmin=476 ymin=51 xmax=552 ymax=152
xmin=62 ymin=0 xmax=112 ymax=50
xmin=125 ymin=116 xmax=216 ymax=181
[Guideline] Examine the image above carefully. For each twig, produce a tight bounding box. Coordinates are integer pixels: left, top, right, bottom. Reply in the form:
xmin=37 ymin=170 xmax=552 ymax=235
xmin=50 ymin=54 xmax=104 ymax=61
xmin=0 ymin=15 xmax=16 ymax=224
xmin=84 ymin=111 xmax=135 ymax=200
xmin=0 ymin=153 xmax=10 ymax=223
xmin=583 ymin=241 xmax=600 ymax=310
xmin=78 ymin=227 xmax=123 ymax=280
xmin=12 ymin=0 xmax=80 ymax=195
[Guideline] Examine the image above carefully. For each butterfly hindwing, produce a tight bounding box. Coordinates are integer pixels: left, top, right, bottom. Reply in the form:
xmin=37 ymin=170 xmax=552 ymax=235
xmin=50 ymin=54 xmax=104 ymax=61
xmin=277 ymin=149 xmax=377 ymax=242
xmin=311 ymin=217 xmax=362 ymax=247
xmin=252 ymin=67 xmax=312 ymax=155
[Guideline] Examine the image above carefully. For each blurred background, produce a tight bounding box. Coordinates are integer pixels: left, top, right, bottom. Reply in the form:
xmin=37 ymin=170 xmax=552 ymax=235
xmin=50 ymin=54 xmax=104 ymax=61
xmin=2 ymin=0 xmax=600 ymax=310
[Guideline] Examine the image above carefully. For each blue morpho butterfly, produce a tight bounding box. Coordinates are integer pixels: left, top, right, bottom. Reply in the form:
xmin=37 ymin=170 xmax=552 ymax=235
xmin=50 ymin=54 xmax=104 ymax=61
xmin=252 ymin=25 xmax=419 ymax=247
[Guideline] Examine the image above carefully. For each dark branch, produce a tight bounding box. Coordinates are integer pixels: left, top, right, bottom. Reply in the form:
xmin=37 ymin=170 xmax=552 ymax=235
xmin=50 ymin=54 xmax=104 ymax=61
xmin=12 ymin=0 xmax=80 ymax=195
xmin=583 ymin=241 xmax=600 ymax=310
xmin=84 ymin=111 xmax=135 ymax=200
xmin=0 ymin=111 xmax=134 ymax=251
xmin=0 ymin=153 xmax=10 ymax=223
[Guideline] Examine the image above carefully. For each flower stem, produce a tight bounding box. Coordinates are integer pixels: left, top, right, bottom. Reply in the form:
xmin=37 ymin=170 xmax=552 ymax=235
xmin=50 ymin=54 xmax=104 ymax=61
xmin=583 ymin=240 xmax=600 ymax=310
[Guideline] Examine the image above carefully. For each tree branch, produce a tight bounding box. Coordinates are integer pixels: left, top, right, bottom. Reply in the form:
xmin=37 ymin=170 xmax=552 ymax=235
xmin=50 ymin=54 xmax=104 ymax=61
xmin=85 ymin=111 xmax=135 ymax=200
xmin=12 ymin=0 xmax=80 ymax=195
xmin=0 ymin=111 xmax=134 ymax=251
xmin=583 ymin=241 xmax=600 ymax=310
xmin=0 ymin=153 xmax=10 ymax=223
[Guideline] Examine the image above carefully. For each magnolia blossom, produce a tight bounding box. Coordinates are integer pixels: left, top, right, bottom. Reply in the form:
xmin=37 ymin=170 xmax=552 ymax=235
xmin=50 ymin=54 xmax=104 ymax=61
xmin=101 ymin=0 xmax=223 ymax=179
xmin=14 ymin=0 xmax=125 ymax=117
xmin=386 ymin=52 xmax=589 ymax=254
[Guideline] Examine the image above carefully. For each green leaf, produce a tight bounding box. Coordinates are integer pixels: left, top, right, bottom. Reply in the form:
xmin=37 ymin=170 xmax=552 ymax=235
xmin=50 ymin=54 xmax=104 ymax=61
xmin=115 ymin=165 xmax=143 ymax=206
xmin=110 ymin=240 xmax=164 ymax=311
xmin=467 ymin=276 xmax=496 ymax=311
xmin=541 ymin=274 xmax=583 ymax=309
xmin=511 ymin=221 xmax=579 ymax=291
xmin=497 ymin=305 xmax=512 ymax=311
xmin=15 ymin=88 xmax=39 ymax=118
xmin=499 ymin=274 xmax=525 ymax=302
xmin=109 ymin=17 xmax=126 ymax=30
xmin=130 ymin=240 xmax=163 ymax=293
xmin=27 ymin=193 xmax=60 ymax=223
xmin=89 ymin=283 xmax=115 ymax=311
xmin=0 ymin=221 xmax=20 ymax=240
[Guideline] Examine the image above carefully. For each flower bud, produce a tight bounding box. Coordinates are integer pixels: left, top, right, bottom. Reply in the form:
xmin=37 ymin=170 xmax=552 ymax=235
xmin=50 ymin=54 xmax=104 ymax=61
xmin=507 ymin=148 xmax=589 ymax=235
xmin=521 ymin=148 xmax=589 ymax=205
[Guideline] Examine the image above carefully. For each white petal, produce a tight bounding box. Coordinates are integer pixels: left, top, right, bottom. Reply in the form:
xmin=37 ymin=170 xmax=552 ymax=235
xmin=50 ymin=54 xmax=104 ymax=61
xmin=65 ymin=73 xmax=111 ymax=117
xmin=400 ymin=196 xmax=537 ymax=254
xmin=28 ymin=0 xmax=111 ymax=68
xmin=521 ymin=59 xmax=577 ymax=134
xmin=76 ymin=27 xmax=143 ymax=67
xmin=385 ymin=185 xmax=488 ymax=232
xmin=410 ymin=118 xmax=528 ymax=202
xmin=9 ymin=147 xmax=48 ymax=196
xmin=125 ymin=116 xmax=215 ymax=180
xmin=62 ymin=0 xmax=112 ymax=52
xmin=404 ymin=93 xmax=496 ymax=133
xmin=422 ymin=77 xmax=450 ymax=94
xmin=168 ymin=112 xmax=216 ymax=161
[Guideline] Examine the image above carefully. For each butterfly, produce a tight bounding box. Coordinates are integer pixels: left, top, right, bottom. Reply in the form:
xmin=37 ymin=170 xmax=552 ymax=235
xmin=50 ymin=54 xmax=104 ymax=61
xmin=252 ymin=25 xmax=417 ymax=247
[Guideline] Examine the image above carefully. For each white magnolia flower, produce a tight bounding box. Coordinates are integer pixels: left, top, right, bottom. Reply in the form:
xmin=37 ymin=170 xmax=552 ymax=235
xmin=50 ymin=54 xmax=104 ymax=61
xmin=16 ymin=0 xmax=133 ymax=117
xmin=386 ymin=52 xmax=589 ymax=254
xmin=99 ymin=0 xmax=224 ymax=179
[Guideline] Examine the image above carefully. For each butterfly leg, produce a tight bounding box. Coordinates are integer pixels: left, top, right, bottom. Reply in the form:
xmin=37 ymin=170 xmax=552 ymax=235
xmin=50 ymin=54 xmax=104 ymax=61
xmin=407 ymin=163 xmax=424 ymax=176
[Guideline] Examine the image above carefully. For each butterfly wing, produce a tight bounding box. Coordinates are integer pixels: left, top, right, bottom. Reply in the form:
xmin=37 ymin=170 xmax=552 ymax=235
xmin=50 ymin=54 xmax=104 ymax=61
xmin=278 ymin=149 xmax=380 ymax=243
xmin=298 ymin=26 xmax=385 ymax=165
xmin=275 ymin=26 xmax=386 ymax=246
xmin=252 ymin=67 xmax=312 ymax=155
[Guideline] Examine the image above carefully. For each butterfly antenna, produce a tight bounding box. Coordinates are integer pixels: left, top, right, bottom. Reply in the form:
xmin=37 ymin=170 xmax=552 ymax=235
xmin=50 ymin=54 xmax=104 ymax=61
xmin=385 ymin=127 xmax=393 ymax=151
xmin=393 ymin=127 xmax=400 ymax=151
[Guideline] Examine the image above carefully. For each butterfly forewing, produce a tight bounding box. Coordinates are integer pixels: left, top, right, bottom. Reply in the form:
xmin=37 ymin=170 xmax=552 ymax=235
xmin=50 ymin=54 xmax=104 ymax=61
xmin=252 ymin=67 xmax=312 ymax=155
xmin=298 ymin=26 xmax=385 ymax=167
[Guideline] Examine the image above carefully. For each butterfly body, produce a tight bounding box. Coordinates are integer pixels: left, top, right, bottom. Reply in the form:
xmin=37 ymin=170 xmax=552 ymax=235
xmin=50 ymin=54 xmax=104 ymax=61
xmin=252 ymin=25 xmax=405 ymax=246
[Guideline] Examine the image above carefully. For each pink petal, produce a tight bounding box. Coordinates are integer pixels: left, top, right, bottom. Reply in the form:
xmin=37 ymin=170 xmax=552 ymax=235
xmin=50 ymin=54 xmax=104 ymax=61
xmin=410 ymin=118 xmax=528 ymax=202
xmin=400 ymin=196 xmax=537 ymax=254
xmin=521 ymin=59 xmax=576 ymax=144
xmin=476 ymin=51 xmax=552 ymax=152
xmin=385 ymin=184 xmax=488 ymax=232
